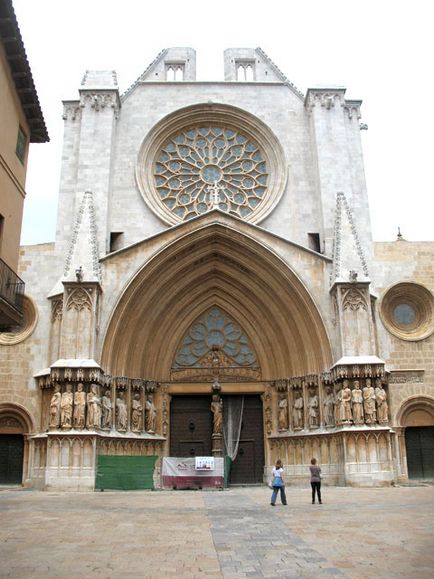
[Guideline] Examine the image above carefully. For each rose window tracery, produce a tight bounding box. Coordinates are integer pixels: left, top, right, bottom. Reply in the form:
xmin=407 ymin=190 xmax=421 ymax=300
xmin=174 ymin=306 xmax=257 ymax=368
xmin=154 ymin=126 xmax=268 ymax=221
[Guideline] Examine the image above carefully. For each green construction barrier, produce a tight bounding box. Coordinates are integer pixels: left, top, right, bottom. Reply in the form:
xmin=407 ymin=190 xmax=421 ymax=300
xmin=95 ymin=455 xmax=158 ymax=491
xmin=224 ymin=455 xmax=232 ymax=488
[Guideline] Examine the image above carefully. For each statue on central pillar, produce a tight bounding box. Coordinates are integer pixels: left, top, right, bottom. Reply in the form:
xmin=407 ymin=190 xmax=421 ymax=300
xmin=211 ymin=394 xmax=223 ymax=435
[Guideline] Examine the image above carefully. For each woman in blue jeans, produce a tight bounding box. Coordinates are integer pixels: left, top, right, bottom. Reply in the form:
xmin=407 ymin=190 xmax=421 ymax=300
xmin=270 ymin=459 xmax=287 ymax=505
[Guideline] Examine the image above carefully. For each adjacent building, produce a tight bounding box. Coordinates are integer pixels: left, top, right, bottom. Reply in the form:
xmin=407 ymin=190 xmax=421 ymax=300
xmin=0 ymin=0 xmax=48 ymax=329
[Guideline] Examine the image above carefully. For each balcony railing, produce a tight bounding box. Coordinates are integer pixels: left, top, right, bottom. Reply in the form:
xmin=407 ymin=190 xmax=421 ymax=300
xmin=0 ymin=257 xmax=25 ymax=322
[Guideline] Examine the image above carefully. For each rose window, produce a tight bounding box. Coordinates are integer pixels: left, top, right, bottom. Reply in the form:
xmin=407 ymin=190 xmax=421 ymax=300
xmin=174 ymin=307 xmax=257 ymax=367
xmin=154 ymin=126 xmax=268 ymax=221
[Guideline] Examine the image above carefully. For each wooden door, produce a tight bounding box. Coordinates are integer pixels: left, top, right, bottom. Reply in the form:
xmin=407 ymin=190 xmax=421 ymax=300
xmin=405 ymin=426 xmax=434 ymax=478
xmin=0 ymin=435 xmax=24 ymax=484
xmin=227 ymin=395 xmax=264 ymax=484
xmin=170 ymin=396 xmax=212 ymax=457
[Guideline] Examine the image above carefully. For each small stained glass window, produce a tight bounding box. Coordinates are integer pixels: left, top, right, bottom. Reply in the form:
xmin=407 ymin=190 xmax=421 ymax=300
xmin=393 ymin=303 xmax=416 ymax=326
xmin=16 ymin=126 xmax=27 ymax=164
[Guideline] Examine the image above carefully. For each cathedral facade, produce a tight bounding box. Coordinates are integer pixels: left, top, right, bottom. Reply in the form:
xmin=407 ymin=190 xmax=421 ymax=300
xmin=1 ymin=48 xmax=433 ymax=490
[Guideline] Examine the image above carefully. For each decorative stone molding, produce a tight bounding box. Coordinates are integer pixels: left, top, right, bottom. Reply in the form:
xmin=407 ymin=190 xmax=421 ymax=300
xmin=63 ymin=190 xmax=101 ymax=282
xmin=305 ymin=89 xmax=345 ymax=113
xmin=80 ymin=91 xmax=120 ymax=117
xmin=0 ymin=416 xmax=21 ymax=428
xmin=389 ymin=370 xmax=424 ymax=384
xmin=51 ymin=298 xmax=63 ymax=322
xmin=62 ymin=102 xmax=81 ymax=121
xmin=342 ymin=287 xmax=368 ymax=311
xmin=65 ymin=287 xmax=93 ymax=312
xmin=261 ymin=386 xmax=273 ymax=436
xmin=331 ymin=191 xmax=369 ymax=283
xmin=344 ymin=101 xmax=362 ymax=120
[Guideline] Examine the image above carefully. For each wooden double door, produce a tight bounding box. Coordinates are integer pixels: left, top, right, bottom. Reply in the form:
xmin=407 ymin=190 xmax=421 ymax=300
xmin=170 ymin=394 xmax=264 ymax=484
xmin=405 ymin=426 xmax=434 ymax=479
xmin=0 ymin=435 xmax=24 ymax=484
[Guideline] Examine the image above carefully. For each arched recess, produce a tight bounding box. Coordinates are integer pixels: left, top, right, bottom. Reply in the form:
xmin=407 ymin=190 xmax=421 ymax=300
xmin=101 ymin=221 xmax=333 ymax=380
xmin=0 ymin=403 xmax=35 ymax=434
xmin=397 ymin=395 xmax=434 ymax=427
xmin=398 ymin=395 xmax=434 ymax=479
xmin=0 ymin=403 xmax=35 ymax=485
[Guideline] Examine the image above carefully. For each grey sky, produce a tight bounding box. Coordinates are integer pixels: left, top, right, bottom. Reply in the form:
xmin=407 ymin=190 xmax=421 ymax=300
xmin=14 ymin=0 xmax=433 ymax=245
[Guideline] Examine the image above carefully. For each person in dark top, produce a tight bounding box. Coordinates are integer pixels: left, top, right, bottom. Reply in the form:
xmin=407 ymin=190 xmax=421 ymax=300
xmin=309 ymin=457 xmax=322 ymax=504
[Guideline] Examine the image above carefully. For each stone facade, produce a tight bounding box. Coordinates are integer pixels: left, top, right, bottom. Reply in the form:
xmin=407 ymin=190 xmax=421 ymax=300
xmin=1 ymin=48 xmax=433 ymax=490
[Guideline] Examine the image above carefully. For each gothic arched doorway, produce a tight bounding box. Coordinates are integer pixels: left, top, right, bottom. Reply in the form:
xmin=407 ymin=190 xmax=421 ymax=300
xmin=100 ymin=215 xmax=333 ymax=484
xmin=0 ymin=404 xmax=34 ymax=485
xmin=398 ymin=396 xmax=434 ymax=479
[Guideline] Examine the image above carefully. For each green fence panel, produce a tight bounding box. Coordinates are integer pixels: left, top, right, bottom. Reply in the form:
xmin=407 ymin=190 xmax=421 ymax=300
xmin=224 ymin=455 xmax=232 ymax=488
xmin=95 ymin=455 xmax=158 ymax=491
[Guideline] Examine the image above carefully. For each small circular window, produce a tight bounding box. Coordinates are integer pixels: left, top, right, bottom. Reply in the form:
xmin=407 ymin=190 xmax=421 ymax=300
xmin=380 ymin=282 xmax=434 ymax=341
xmin=0 ymin=295 xmax=38 ymax=345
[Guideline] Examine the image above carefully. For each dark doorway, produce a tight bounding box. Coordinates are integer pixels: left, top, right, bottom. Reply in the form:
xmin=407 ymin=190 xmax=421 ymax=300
xmin=226 ymin=395 xmax=264 ymax=485
xmin=405 ymin=426 xmax=434 ymax=478
xmin=0 ymin=435 xmax=24 ymax=484
xmin=170 ymin=395 xmax=212 ymax=457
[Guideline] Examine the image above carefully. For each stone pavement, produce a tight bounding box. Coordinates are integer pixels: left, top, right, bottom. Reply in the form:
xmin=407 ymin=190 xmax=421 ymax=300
xmin=0 ymin=484 xmax=433 ymax=578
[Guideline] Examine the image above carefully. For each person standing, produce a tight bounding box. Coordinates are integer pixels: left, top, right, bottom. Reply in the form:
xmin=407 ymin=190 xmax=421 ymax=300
xmin=270 ymin=459 xmax=287 ymax=506
xmin=309 ymin=458 xmax=322 ymax=504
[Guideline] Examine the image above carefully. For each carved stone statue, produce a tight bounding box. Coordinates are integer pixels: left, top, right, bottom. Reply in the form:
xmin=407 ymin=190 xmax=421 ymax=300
xmin=60 ymin=384 xmax=74 ymax=429
xmin=334 ymin=383 xmax=343 ymax=425
xmin=49 ymin=385 xmax=61 ymax=429
xmin=341 ymin=379 xmax=353 ymax=424
xmin=375 ymin=379 xmax=389 ymax=424
xmin=323 ymin=386 xmax=335 ymax=426
xmin=278 ymin=395 xmax=289 ymax=431
xmin=131 ymin=393 xmax=143 ymax=432
xmin=145 ymin=394 xmax=157 ymax=433
xmin=351 ymin=381 xmax=364 ymax=425
xmin=87 ymin=384 xmax=101 ymax=429
xmin=293 ymin=391 xmax=304 ymax=429
xmin=211 ymin=394 xmax=223 ymax=435
xmin=363 ymin=378 xmax=377 ymax=424
xmin=307 ymin=388 xmax=319 ymax=428
xmin=73 ymin=383 xmax=86 ymax=429
xmin=101 ymin=390 xmax=112 ymax=429
xmin=116 ymin=391 xmax=128 ymax=431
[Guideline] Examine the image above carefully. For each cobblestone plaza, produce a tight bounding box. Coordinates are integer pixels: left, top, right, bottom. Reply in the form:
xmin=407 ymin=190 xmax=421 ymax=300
xmin=1 ymin=485 xmax=433 ymax=578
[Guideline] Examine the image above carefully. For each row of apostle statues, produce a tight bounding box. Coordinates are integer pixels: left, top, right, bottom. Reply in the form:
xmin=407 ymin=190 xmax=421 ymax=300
xmin=277 ymin=378 xmax=389 ymax=431
xmin=48 ymin=383 xmax=157 ymax=434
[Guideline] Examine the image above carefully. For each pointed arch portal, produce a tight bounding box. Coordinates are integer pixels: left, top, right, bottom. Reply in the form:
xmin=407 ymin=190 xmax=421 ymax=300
xmin=101 ymin=220 xmax=332 ymax=381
